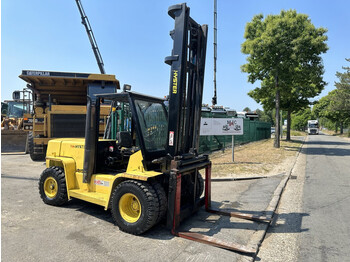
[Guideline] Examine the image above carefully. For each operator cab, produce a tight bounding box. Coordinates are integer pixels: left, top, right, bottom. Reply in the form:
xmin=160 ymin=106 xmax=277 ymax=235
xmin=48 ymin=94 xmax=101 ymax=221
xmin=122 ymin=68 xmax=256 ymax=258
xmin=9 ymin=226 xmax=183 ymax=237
xmin=93 ymin=92 xmax=168 ymax=173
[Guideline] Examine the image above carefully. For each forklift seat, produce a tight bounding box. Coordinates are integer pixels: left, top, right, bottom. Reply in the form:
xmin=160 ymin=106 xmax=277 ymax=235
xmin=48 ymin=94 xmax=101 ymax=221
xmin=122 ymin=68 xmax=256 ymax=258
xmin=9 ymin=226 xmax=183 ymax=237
xmin=116 ymin=131 xmax=132 ymax=148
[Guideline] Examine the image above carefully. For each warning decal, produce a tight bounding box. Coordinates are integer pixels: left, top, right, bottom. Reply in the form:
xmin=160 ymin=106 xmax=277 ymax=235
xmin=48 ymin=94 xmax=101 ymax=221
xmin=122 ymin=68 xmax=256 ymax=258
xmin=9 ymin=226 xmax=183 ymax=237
xmin=169 ymin=131 xmax=174 ymax=146
xmin=94 ymin=179 xmax=110 ymax=187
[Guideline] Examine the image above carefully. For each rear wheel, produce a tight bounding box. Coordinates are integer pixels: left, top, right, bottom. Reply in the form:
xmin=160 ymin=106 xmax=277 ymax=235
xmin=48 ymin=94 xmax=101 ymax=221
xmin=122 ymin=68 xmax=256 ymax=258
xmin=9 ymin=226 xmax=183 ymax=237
xmin=28 ymin=132 xmax=45 ymax=161
xmin=111 ymin=180 xmax=160 ymax=235
xmin=38 ymin=166 xmax=68 ymax=206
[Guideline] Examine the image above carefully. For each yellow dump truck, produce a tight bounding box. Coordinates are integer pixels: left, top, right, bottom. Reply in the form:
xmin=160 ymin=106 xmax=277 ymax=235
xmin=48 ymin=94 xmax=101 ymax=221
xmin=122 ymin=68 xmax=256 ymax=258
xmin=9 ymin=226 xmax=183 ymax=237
xmin=19 ymin=70 xmax=120 ymax=160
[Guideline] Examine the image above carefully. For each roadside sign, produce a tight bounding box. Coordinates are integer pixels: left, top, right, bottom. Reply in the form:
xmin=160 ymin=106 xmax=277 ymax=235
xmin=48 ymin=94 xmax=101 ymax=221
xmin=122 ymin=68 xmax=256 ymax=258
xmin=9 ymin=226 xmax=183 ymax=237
xmin=200 ymin=117 xmax=243 ymax=163
xmin=200 ymin=118 xmax=243 ymax=136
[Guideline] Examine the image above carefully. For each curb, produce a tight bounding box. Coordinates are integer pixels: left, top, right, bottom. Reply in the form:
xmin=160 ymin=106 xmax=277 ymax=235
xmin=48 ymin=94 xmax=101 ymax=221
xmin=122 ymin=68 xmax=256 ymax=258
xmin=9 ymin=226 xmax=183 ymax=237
xmin=239 ymin=137 xmax=306 ymax=262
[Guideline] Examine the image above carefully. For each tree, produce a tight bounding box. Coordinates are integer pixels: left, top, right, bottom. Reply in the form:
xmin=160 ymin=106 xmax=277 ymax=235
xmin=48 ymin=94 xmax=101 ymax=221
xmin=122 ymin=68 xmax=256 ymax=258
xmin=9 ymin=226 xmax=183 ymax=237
xmin=314 ymin=92 xmax=348 ymax=133
xmin=333 ymin=59 xmax=350 ymax=133
xmin=314 ymin=59 xmax=350 ymax=134
xmin=256 ymin=108 xmax=274 ymax=125
xmin=241 ymin=10 xmax=328 ymax=146
xmin=243 ymin=107 xmax=251 ymax=112
xmin=291 ymin=107 xmax=313 ymax=131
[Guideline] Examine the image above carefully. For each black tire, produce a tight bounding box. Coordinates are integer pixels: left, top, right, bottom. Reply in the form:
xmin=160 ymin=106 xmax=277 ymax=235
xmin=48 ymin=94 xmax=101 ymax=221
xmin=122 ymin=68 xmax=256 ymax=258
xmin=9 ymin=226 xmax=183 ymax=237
xmin=28 ymin=132 xmax=45 ymax=161
xmin=180 ymin=172 xmax=205 ymax=205
xmin=111 ymin=180 xmax=160 ymax=235
xmin=196 ymin=172 xmax=204 ymax=198
xmin=152 ymin=182 xmax=167 ymax=224
xmin=38 ymin=166 xmax=68 ymax=206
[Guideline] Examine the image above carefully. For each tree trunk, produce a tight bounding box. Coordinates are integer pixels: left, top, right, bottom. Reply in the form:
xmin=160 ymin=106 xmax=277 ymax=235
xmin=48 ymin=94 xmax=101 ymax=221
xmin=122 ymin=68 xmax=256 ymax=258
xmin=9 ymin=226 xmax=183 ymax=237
xmin=274 ymin=75 xmax=280 ymax=148
xmin=340 ymin=122 xmax=344 ymax=134
xmin=335 ymin=122 xmax=338 ymax=133
xmin=286 ymin=110 xmax=291 ymax=141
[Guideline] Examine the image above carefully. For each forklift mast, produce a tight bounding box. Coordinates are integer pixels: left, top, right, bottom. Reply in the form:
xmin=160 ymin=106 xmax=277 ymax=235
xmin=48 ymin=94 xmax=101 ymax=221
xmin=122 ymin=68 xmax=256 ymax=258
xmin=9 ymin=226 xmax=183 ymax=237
xmin=165 ymin=4 xmax=208 ymax=157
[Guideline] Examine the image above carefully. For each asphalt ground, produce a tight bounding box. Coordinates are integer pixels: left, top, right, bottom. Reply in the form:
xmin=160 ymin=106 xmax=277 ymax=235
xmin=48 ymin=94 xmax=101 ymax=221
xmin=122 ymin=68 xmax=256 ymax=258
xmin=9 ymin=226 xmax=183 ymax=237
xmin=1 ymin=153 xmax=286 ymax=262
xmin=257 ymin=133 xmax=350 ymax=262
xmin=299 ymin=134 xmax=350 ymax=261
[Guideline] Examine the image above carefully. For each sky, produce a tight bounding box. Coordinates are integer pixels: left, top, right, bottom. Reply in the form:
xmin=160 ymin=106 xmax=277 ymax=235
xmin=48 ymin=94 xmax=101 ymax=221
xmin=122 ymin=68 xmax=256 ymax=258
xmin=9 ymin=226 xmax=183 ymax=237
xmin=1 ymin=0 xmax=349 ymax=111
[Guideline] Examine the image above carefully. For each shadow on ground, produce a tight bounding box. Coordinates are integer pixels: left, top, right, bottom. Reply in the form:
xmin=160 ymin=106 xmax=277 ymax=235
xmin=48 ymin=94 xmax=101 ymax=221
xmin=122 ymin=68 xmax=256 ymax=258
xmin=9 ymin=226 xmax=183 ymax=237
xmin=305 ymin=140 xmax=350 ymax=146
xmin=267 ymin=212 xmax=309 ymax=234
xmin=57 ymin=197 xmax=309 ymax=245
xmin=301 ymin=141 xmax=350 ymax=156
xmin=254 ymin=212 xmax=310 ymax=261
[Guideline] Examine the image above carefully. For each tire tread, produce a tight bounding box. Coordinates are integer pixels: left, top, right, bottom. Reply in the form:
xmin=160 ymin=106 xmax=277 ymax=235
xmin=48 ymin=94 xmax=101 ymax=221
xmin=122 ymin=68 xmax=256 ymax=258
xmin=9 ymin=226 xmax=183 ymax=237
xmin=111 ymin=180 xmax=160 ymax=235
xmin=38 ymin=166 xmax=68 ymax=206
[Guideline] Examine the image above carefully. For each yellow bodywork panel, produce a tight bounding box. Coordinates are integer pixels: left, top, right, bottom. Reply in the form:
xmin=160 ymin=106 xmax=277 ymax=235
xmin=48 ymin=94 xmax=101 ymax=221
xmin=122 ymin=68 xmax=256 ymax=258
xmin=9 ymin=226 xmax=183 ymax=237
xmin=59 ymin=139 xmax=85 ymax=170
xmin=126 ymin=151 xmax=163 ymax=178
xmin=69 ymin=170 xmax=162 ymax=210
xmin=46 ymin=138 xmax=85 ymax=170
xmin=45 ymin=139 xmax=62 ymax=157
xmin=46 ymin=150 xmax=162 ymax=210
xmin=127 ymin=150 xmax=144 ymax=172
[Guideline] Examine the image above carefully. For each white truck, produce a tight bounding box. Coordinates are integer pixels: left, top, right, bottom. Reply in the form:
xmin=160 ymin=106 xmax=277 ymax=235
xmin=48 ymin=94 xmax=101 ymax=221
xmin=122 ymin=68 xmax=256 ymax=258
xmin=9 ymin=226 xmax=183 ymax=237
xmin=307 ymin=120 xmax=319 ymax=135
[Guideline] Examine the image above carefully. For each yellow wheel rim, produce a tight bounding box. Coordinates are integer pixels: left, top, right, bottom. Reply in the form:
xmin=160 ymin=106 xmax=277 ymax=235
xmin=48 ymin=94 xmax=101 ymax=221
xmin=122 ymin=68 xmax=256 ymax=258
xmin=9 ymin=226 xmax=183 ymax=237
xmin=44 ymin=177 xmax=58 ymax=198
xmin=119 ymin=193 xmax=141 ymax=223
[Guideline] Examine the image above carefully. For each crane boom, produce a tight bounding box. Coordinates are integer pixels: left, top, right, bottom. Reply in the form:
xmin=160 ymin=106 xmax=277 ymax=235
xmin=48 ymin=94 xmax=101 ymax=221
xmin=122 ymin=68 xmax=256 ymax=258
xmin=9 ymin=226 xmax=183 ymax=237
xmin=75 ymin=0 xmax=106 ymax=74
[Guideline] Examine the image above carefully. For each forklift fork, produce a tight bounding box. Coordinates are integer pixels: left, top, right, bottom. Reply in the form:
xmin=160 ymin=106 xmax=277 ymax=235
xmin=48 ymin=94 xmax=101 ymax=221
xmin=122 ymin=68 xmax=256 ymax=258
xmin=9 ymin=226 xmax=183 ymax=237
xmin=169 ymin=162 xmax=271 ymax=255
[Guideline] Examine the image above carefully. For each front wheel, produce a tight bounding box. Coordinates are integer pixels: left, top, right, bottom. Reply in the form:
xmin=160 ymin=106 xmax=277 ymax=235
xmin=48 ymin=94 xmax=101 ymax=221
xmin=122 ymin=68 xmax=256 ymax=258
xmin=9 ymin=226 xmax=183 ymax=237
xmin=110 ymin=180 xmax=160 ymax=235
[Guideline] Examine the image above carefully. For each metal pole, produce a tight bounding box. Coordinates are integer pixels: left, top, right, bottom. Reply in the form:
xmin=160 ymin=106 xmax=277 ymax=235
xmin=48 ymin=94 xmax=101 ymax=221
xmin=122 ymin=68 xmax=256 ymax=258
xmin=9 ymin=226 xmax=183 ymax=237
xmin=212 ymin=0 xmax=217 ymax=106
xmin=232 ymin=135 xmax=234 ymax=162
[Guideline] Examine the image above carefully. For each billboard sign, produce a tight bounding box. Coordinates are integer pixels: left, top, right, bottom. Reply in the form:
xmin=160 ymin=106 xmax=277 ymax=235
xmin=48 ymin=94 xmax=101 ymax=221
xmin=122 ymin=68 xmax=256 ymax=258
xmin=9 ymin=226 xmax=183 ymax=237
xmin=200 ymin=118 xmax=244 ymax=136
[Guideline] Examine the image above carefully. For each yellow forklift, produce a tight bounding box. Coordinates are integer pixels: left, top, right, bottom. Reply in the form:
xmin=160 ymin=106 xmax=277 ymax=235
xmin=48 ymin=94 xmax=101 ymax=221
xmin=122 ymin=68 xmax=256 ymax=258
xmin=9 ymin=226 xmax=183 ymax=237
xmin=39 ymin=4 xmax=265 ymax=253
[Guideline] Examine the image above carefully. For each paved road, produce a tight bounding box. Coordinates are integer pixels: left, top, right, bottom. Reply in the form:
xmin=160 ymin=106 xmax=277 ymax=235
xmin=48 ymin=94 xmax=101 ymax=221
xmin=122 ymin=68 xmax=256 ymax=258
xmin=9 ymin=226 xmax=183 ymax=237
xmin=298 ymin=134 xmax=350 ymax=261
xmin=1 ymin=153 xmax=285 ymax=262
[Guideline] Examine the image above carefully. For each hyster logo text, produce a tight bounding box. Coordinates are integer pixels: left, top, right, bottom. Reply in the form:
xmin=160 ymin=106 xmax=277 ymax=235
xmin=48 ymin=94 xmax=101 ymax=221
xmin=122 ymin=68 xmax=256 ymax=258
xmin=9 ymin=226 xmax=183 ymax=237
xmin=172 ymin=70 xmax=178 ymax=94
xmin=70 ymin=145 xmax=84 ymax=149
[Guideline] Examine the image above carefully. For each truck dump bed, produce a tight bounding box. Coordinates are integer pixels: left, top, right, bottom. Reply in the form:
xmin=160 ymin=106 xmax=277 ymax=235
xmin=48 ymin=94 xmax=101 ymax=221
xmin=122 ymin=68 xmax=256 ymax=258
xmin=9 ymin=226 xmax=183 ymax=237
xmin=19 ymin=70 xmax=120 ymax=105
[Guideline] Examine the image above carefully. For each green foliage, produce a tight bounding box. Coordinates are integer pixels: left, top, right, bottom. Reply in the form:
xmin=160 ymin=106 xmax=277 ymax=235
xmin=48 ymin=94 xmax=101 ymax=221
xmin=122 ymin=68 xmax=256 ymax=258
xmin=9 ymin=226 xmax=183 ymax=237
xmin=291 ymin=107 xmax=314 ymax=131
xmin=241 ymin=9 xmax=328 ymax=137
xmin=314 ymin=59 xmax=350 ymax=132
xmin=333 ymin=59 xmax=350 ymax=120
xmin=256 ymin=108 xmax=274 ymax=125
xmin=243 ymin=107 xmax=251 ymax=112
xmin=242 ymin=10 xmax=328 ymax=87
